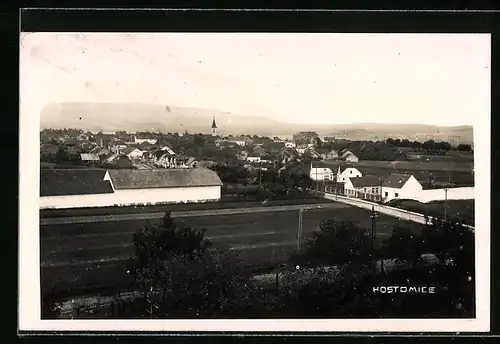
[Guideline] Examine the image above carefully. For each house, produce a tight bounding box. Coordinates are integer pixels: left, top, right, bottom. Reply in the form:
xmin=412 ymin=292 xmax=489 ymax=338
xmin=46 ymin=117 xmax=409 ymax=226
xmin=237 ymin=150 xmax=249 ymax=161
xmin=344 ymin=175 xmax=382 ymax=200
xmin=265 ymin=142 xmax=285 ymax=154
xmin=80 ymin=153 xmax=100 ymax=162
xmin=336 ymin=167 xmax=362 ymax=183
xmin=307 ymin=148 xmax=321 ymax=159
xmin=259 ymin=153 xmax=274 ymax=164
xmin=253 ymin=145 xmax=267 ymax=155
xmin=341 ymin=149 xmax=359 ymax=162
xmin=296 ymin=145 xmax=309 ymax=155
xmin=40 ymin=143 xmax=60 ymax=157
xmin=344 ymin=152 xmax=359 ymax=162
xmin=39 ymin=168 xmax=223 ymax=209
xmin=273 ymin=136 xmax=284 ymax=143
xmin=154 ymin=151 xmax=177 ymax=168
xmin=63 ymin=138 xmax=79 ymax=147
xmin=323 ymin=136 xmax=336 ymax=143
xmin=280 ymin=148 xmax=298 ymax=163
xmin=104 ymin=153 xmax=120 ymax=164
xmin=185 ymin=157 xmax=198 ymax=168
xmin=91 ymin=147 xmax=111 ymax=157
xmin=381 ymin=173 xmax=423 ymax=203
xmin=134 ymin=136 xmax=158 ymax=145
xmin=114 ymin=155 xmax=134 ymax=168
xmin=246 ymin=154 xmax=262 ymax=163
xmin=284 ymin=141 xmax=296 ymax=148
xmin=78 ymin=142 xmax=98 ymax=153
xmin=322 ymin=149 xmax=339 ymax=160
xmin=227 ymin=136 xmax=250 ymax=146
xmin=309 ymin=161 xmax=335 ymax=181
xmin=197 ymin=160 xmax=216 ymax=168
xmin=121 ymin=147 xmax=144 ymax=160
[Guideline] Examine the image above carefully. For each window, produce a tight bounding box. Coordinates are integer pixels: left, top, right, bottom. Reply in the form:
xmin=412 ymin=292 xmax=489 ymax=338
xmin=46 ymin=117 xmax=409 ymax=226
xmin=372 ymin=188 xmax=375 ymax=193
xmin=350 ymin=170 xmax=352 ymax=174
xmin=384 ymin=192 xmax=388 ymax=197
xmin=395 ymin=192 xmax=399 ymax=197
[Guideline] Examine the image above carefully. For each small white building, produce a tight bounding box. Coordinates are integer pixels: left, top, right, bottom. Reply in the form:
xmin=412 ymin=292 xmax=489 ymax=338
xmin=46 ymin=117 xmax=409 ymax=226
xmin=122 ymin=147 xmax=144 ymax=160
xmin=40 ymin=168 xmax=223 ymax=209
xmin=344 ymin=175 xmax=382 ymax=200
xmin=134 ymin=136 xmax=158 ymax=145
xmin=310 ymin=162 xmax=335 ymax=181
xmin=336 ymin=167 xmax=362 ymax=183
xmin=246 ymin=154 xmax=262 ymax=163
xmin=80 ymin=153 xmax=100 ymax=162
xmin=227 ymin=136 xmax=249 ymax=146
xmin=381 ymin=173 xmax=423 ymax=203
xmin=296 ymin=145 xmax=310 ymax=155
xmin=344 ymin=153 xmax=359 ymax=162
xmin=285 ymin=141 xmax=296 ymax=148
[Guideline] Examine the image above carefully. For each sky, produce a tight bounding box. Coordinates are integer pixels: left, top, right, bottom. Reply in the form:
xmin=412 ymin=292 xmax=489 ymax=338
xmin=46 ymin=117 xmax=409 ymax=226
xmin=20 ymin=33 xmax=490 ymax=126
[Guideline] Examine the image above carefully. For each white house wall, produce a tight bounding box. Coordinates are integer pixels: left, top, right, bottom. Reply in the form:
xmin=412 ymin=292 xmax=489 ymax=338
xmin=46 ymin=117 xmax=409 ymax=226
xmin=310 ymin=168 xmax=334 ymax=181
xmin=345 ymin=155 xmax=359 ymax=162
xmin=417 ymin=187 xmax=474 ymax=203
xmin=337 ymin=168 xmax=362 ymax=182
xmin=40 ymin=185 xmax=221 ymax=209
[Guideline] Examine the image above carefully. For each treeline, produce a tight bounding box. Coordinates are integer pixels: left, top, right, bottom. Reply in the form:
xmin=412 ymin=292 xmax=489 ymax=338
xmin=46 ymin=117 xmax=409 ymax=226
xmin=42 ymin=213 xmax=474 ymax=319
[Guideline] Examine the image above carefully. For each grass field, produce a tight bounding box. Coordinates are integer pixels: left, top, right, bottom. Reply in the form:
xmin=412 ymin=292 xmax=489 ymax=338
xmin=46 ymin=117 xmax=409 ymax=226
xmin=41 ymin=205 xmax=422 ymax=297
xmin=388 ymin=199 xmax=475 ymax=226
xmin=40 ymin=197 xmax=331 ymax=219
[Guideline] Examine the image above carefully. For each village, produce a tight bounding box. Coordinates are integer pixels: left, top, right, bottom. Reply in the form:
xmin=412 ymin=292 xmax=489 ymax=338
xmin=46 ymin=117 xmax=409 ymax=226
xmin=40 ymin=115 xmax=474 ymax=210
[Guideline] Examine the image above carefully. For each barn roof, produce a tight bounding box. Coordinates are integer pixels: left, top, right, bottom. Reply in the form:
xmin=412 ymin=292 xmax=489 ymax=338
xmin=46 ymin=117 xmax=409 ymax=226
xmin=40 ymin=169 xmax=114 ymax=196
xmin=107 ymin=168 xmax=223 ymax=190
xmin=350 ymin=175 xmax=381 ymax=188
xmin=382 ymin=173 xmax=413 ymax=189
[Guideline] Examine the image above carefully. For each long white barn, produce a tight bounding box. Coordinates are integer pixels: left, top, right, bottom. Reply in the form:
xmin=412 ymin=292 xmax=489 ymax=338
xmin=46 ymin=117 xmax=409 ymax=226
xmin=40 ymin=168 xmax=223 ymax=209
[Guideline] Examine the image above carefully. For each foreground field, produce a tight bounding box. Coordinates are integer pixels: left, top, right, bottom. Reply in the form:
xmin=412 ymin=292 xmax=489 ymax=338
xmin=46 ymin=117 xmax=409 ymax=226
xmin=388 ymin=199 xmax=475 ymax=226
xmin=40 ymin=198 xmax=330 ymax=218
xmin=40 ymin=205 xmax=421 ymax=297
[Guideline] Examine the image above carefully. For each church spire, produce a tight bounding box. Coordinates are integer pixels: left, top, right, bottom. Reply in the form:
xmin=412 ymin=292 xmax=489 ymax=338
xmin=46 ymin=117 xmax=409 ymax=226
xmin=211 ymin=116 xmax=217 ymax=136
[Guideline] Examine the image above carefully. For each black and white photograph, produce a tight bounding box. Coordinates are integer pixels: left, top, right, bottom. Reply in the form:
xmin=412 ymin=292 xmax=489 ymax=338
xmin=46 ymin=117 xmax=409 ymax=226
xmin=19 ymin=32 xmax=490 ymax=332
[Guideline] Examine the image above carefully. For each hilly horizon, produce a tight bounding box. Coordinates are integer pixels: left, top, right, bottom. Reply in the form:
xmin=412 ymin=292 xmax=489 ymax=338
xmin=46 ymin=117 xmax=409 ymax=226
xmin=40 ymin=102 xmax=474 ymax=143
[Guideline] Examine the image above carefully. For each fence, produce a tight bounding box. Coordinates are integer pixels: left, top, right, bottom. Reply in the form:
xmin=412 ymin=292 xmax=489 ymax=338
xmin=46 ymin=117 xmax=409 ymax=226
xmin=323 ymin=192 xmax=475 ymax=231
xmin=326 ymin=185 xmax=474 ymax=204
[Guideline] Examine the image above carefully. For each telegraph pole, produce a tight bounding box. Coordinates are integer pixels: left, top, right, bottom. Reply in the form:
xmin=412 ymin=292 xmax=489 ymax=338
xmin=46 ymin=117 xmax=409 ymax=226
xmin=297 ymin=208 xmax=304 ymax=251
xmin=370 ymin=205 xmax=379 ymax=240
xmin=444 ymin=187 xmax=448 ymax=222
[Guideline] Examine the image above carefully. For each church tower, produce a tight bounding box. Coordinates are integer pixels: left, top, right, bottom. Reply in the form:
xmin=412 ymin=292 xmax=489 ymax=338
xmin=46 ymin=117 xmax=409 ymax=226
xmin=211 ymin=116 xmax=217 ymax=136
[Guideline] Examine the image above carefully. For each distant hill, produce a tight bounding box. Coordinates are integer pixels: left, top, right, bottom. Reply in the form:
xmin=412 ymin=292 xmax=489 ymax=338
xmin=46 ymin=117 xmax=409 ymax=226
xmin=40 ymin=102 xmax=474 ymax=143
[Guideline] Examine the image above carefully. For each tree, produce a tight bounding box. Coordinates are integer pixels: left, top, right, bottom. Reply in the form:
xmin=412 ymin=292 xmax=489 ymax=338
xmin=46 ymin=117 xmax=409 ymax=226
xmin=291 ymin=219 xmax=375 ymax=268
xmin=384 ymin=225 xmax=424 ymax=268
xmin=127 ymin=212 xmax=262 ymax=318
xmin=314 ymin=136 xmax=322 ymax=148
xmin=293 ymin=132 xmax=319 ymax=145
xmin=457 ymin=144 xmax=472 ymax=152
xmin=55 ymin=147 xmax=68 ymax=163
